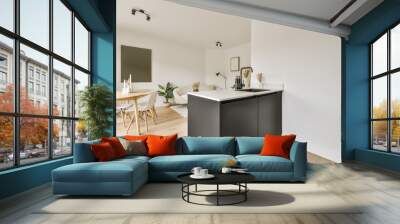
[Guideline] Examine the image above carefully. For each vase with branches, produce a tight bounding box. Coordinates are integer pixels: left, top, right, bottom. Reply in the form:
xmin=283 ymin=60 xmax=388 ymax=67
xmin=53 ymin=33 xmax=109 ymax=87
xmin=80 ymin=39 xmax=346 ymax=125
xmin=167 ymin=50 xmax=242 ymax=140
xmin=79 ymin=84 xmax=113 ymax=140
xmin=157 ymin=82 xmax=177 ymax=104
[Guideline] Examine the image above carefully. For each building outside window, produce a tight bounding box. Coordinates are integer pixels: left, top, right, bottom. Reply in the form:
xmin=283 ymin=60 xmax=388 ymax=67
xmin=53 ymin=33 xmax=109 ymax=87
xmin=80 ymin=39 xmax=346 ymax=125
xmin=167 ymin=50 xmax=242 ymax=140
xmin=0 ymin=0 xmax=92 ymax=170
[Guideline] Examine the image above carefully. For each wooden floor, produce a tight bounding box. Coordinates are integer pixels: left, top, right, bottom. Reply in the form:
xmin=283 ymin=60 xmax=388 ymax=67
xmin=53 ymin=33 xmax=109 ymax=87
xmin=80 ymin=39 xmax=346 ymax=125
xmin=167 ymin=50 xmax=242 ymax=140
xmin=2 ymin=107 xmax=400 ymax=223
xmin=116 ymin=106 xmax=187 ymax=137
xmin=1 ymin=154 xmax=400 ymax=224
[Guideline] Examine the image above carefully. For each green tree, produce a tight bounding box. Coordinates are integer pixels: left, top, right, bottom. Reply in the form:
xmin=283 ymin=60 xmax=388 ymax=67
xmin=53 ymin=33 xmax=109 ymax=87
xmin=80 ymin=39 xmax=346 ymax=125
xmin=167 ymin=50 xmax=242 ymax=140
xmin=79 ymin=84 xmax=113 ymax=140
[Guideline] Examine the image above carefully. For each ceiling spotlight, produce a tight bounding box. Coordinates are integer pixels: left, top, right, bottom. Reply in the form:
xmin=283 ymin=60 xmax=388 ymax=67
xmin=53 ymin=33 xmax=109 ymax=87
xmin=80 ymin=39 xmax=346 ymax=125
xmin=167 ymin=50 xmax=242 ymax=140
xmin=216 ymin=41 xmax=223 ymax=48
xmin=132 ymin=8 xmax=151 ymax=21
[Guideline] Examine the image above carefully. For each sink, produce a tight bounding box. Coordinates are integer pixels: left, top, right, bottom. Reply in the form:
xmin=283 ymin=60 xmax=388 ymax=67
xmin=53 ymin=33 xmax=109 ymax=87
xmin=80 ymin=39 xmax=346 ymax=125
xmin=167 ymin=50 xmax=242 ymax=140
xmin=236 ymin=88 xmax=270 ymax=92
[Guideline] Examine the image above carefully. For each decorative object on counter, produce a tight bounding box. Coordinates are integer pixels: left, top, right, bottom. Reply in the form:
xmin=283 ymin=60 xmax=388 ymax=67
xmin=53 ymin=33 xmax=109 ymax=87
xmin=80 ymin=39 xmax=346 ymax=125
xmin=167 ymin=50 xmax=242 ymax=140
xmin=79 ymin=84 xmax=113 ymax=140
xmin=256 ymin=73 xmax=263 ymax=88
xmin=230 ymin=56 xmax=240 ymax=72
xmin=233 ymin=75 xmax=245 ymax=90
xmin=192 ymin=82 xmax=200 ymax=92
xmin=157 ymin=82 xmax=177 ymax=104
xmin=215 ymin=72 xmax=227 ymax=89
xmin=122 ymin=74 xmax=135 ymax=94
xmin=240 ymin=66 xmax=253 ymax=89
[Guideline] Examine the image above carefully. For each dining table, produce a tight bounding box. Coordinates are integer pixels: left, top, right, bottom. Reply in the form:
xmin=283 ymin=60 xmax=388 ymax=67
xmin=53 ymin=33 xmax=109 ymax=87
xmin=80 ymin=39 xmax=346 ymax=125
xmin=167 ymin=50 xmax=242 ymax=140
xmin=116 ymin=90 xmax=154 ymax=134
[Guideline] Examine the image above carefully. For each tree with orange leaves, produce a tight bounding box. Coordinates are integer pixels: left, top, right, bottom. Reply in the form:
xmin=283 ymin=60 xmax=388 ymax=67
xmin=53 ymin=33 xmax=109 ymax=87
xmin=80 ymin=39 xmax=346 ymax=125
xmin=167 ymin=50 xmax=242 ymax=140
xmin=0 ymin=84 xmax=59 ymax=152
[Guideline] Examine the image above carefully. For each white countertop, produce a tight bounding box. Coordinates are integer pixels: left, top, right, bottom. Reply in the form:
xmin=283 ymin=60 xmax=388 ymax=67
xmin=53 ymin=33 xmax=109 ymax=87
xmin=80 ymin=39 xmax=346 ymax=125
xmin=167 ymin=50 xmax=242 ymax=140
xmin=188 ymin=89 xmax=283 ymax=102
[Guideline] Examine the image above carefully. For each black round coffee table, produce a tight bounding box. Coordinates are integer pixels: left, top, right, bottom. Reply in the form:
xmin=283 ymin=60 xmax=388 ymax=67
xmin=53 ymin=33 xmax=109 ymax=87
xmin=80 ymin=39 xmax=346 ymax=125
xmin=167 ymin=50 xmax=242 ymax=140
xmin=177 ymin=173 xmax=255 ymax=206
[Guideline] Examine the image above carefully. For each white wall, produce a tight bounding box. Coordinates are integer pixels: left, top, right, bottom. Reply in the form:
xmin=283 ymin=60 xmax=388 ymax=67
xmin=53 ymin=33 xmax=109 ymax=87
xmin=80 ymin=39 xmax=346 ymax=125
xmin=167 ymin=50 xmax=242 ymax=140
xmin=205 ymin=43 xmax=251 ymax=89
xmin=251 ymin=21 xmax=342 ymax=162
xmin=117 ymin=30 xmax=206 ymax=105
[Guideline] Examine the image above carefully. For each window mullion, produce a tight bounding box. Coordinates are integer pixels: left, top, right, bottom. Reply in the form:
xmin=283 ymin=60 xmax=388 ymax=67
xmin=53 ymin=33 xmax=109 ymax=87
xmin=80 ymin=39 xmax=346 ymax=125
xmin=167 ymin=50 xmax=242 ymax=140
xmin=388 ymin=30 xmax=392 ymax=152
xmin=71 ymin=10 xmax=76 ymax=154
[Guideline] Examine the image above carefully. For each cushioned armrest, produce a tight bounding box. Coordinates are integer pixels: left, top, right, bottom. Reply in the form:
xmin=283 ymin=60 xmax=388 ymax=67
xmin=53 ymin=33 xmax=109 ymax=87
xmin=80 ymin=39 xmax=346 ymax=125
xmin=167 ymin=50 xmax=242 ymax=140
xmin=73 ymin=140 xmax=100 ymax=163
xmin=289 ymin=141 xmax=307 ymax=181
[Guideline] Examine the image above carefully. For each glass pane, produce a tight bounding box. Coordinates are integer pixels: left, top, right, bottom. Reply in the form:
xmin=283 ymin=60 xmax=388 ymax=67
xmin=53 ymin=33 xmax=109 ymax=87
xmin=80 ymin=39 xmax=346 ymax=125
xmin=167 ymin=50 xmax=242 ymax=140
xmin=75 ymin=120 xmax=88 ymax=143
xmin=20 ymin=117 xmax=49 ymax=165
xmin=53 ymin=119 xmax=72 ymax=157
xmin=74 ymin=69 xmax=89 ymax=118
xmin=0 ymin=0 xmax=14 ymax=31
xmin=53 ymin=0 xmax=72 ymax=60
xmin=392 ymin=72 xmax=400 ymax=118
xmin=391 ymin=120 xmax=400 ymax=153
xmin=20 ymin=44 xmax=49 ymax=115
xmin=0 ymin=34 xmax=14 ymax=112
xmin=20 ymin=0 xmax=49 ymax=49
xmin=391 ymin=24 xmax=400 ymax=70
xmin=0 ymin=116 xmax=14 ymax=170
xmin=372 ymin=76 xmax=387 ymax=119
xmin=53 ymin=59 xmax=72 ymax=117
xmin=372 ymin=33 xmax=387 ymax=76
xmin=75 ymin=18 xmax=89 ymax=70
xmin=372 ymin=121 xmax=388 ymax=151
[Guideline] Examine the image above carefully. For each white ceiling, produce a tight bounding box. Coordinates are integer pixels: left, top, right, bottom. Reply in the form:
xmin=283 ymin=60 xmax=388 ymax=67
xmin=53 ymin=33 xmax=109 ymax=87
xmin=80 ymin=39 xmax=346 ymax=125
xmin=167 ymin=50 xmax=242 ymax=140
xmin=224 ymin=0 xmax=383 ymax=25
xmin=117 ymin=0 xmax=251 ymax=49
xmin=226 ymin=0 xmax=352 ymax=23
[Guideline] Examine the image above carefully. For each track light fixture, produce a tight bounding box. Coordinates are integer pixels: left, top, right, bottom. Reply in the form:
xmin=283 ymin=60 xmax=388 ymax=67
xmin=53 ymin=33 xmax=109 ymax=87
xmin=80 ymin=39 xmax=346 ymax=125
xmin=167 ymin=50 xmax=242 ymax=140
xmin=216 ymin=41 xmax=223 ymax=48
xmin=131 ymin=8 xmax=151 ymax=21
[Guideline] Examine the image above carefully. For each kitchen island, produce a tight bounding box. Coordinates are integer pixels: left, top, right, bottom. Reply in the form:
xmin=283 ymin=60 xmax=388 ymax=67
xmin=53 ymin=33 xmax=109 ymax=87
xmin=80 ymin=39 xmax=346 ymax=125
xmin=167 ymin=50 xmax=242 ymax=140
xmin=188 ymin=89 xmax=282 ymax=137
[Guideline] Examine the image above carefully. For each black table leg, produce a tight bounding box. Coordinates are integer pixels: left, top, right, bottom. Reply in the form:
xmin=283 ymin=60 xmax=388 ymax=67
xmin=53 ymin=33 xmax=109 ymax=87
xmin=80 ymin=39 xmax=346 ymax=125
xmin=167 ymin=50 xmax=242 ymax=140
xmin=245 ymin=183 xmax=247 ymax=201
xmin=216 ymin=184 xmax=219 ymax=206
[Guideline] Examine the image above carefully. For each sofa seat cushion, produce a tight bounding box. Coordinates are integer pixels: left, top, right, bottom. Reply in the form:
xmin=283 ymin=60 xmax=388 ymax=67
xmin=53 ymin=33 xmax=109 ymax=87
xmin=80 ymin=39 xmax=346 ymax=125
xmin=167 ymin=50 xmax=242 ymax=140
xmin=53 ymin=159 xmax=147 ymax=183
xmin=149 ymin=154 xmax=235 ymax=172
xmin=236 ymin=155 xmax=293 ymax=172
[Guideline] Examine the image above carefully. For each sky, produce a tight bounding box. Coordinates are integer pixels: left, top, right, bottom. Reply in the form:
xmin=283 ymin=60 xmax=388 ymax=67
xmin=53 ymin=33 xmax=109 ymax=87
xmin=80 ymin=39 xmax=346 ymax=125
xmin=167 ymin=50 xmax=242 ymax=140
xmin=0 ymin=0 xmax=89 ymax=75
xmin=373 ymin=27 xmax=400 ymax=110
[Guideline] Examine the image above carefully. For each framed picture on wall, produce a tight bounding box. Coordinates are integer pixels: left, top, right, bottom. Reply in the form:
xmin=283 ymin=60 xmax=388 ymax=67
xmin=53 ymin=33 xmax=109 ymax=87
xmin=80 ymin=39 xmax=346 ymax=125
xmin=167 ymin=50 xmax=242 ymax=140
xmin=230 ymin=56 xmax=240 ymax=72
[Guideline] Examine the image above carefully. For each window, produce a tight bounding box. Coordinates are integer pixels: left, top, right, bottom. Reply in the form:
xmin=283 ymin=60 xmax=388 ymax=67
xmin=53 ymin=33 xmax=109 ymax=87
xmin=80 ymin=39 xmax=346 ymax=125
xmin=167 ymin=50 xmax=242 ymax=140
xmin=28 ymin=81 xmax=34 ymax=93
xmin=0 ymin=0 xmax=14 ymax=31
xmin=371 ymin=23 xmax=400 ymax=153
xmin=0 ymin=71 xmax=7 ymax=84
xmin=28 ymin=67 xmax=34 ymax=80
xmin=0 ymin=34 xmax=13 ymax=113
xmin=20 ymin=0 xmax=49 ymax=49
xmin=53 ymin=59 xmax=72 ymax=117
xmin=0 ymin=1 xmax=91 ymax=170
xmin=74 ymin=18 xmax=89 ymax=70
xmin=53 ymin=0 xmax=72 ymax=60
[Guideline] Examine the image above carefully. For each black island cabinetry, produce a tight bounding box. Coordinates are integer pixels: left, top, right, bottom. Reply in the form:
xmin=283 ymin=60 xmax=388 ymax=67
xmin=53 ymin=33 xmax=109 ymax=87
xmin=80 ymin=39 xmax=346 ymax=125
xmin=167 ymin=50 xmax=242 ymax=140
xmin=188 ymin=91 xmax=282 ymax=137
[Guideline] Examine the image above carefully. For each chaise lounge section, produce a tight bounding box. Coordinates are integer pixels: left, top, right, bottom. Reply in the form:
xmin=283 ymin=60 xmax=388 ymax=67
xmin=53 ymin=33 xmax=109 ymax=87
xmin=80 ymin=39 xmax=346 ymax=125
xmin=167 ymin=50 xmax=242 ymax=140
xmin=52 ymin=136 xmax=307 ymax=196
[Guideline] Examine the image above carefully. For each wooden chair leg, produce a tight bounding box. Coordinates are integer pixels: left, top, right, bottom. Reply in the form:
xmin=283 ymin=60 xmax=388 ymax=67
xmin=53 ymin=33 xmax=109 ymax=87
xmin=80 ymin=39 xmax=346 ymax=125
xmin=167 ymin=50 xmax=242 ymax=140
xmin=152 ymin=106 xmax=158 ymax=118
xmin=144 ymin=112 xmax=149 ymax=133
xmin=150 ymin=109 xmax=157 ymax=124
xmin=121 ymin=110 xmax=127 ymax=128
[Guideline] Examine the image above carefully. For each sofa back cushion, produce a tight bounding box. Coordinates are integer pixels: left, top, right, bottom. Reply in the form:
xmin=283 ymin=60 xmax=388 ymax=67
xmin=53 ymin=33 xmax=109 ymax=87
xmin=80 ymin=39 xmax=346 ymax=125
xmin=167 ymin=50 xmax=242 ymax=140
xmin=73 ymin=139 xmax=100 ymax=163
xmin=179 ymin=137 xmax=235 ymax=155
xmin=101 ymin=137 xmax=127 ymax=158
xmin=147 ymin=134 xmax=178 ymax=157
xmin=91 ymin=142 xmax=119 ymax=161
xmin=235 ymin=137 xmax=264 ymax=155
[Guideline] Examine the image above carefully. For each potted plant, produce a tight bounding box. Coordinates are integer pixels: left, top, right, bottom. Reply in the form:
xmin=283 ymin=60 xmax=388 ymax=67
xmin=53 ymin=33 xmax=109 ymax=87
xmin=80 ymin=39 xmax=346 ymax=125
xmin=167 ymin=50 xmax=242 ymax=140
xmin=157 ymin=82 xmax=177 ymax=106
xmin=79 ymin=84 xmax=113 ymax=140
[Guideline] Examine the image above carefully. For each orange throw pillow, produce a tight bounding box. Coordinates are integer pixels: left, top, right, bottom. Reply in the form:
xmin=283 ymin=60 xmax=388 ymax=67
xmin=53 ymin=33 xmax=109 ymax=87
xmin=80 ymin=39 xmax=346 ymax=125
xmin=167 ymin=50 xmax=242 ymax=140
xmin=124 ymin=135 xmax=148 ymax=142
xmin=101 ymin=137 xmax=126 ymax=158
xmin=91 ymin=142 xmax=117 ymax=162
xmin=260 ymin=134 xmax=296 ymax=159
xmin=146 ymin=134 xmax=178 ymax=157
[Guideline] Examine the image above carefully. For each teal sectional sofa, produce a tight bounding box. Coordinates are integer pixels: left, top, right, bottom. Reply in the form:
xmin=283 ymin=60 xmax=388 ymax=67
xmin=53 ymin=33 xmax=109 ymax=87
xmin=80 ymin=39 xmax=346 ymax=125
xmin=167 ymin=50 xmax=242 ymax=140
xmin=52 ymin=137 xmax=307 ymax=196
